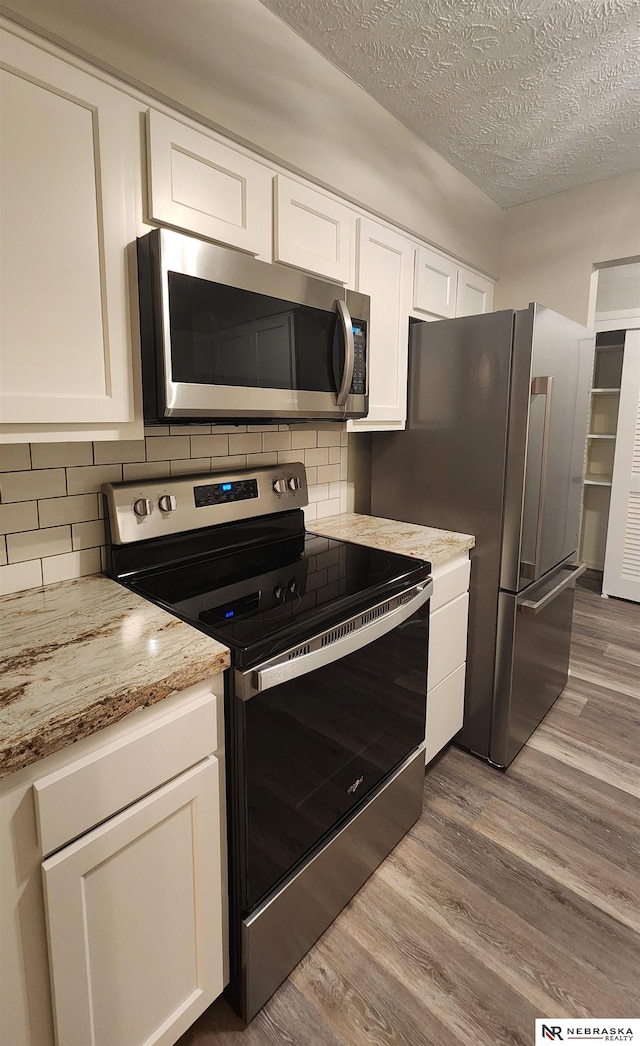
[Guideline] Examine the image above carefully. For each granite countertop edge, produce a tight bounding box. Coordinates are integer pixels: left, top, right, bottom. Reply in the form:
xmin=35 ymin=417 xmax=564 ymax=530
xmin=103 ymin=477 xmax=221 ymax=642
xmin=0 ymin=574 xmax=231 ymax=780
xmin=308 ymin=512 xmax=475 ymax=567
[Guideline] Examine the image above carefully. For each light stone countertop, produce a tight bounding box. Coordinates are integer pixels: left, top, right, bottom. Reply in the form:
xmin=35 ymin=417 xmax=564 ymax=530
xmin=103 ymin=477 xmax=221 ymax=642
xmin=309 ymin=513 xmax=475 ymax=568
xmin=0 ymin=574 xmax=230 ymax=777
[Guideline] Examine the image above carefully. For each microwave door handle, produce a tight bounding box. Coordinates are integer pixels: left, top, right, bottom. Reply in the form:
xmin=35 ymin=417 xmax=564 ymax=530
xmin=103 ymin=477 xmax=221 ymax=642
xmin=335 ymin=299 xmax=355 ymax=407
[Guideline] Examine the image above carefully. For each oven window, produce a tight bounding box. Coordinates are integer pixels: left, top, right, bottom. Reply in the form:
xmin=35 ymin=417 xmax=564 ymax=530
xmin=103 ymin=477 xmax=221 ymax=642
xmin=239 ymin=604 xmax=428 ymax=912
xmin=168 ymin=272 xmax=340 ymax=392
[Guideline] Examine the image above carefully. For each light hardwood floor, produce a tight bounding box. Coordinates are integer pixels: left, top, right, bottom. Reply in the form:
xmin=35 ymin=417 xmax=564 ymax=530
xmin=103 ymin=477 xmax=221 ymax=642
xmin=179 ymin=585 xmax=640 ymax=1045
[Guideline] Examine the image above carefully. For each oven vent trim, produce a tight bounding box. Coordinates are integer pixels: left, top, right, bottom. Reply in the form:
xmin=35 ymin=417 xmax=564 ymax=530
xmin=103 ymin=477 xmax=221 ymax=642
xmin=288 ymin=644 xmax=311 ymax=661
xmin=321 ymin=621 xmax=357 ymax=647
xmin=361 ymin=602 xmax=391 ymax=626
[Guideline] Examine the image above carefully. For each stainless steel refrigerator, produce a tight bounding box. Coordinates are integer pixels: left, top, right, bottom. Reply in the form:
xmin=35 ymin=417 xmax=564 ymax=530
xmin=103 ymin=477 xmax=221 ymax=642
xmin=370 ymin=304 xmax=595 ymax=768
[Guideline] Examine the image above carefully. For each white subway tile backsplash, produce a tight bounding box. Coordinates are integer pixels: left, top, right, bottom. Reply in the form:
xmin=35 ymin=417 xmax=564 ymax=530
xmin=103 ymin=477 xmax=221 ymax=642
xmin=0 ymin=468 xmax=66 ymax=502
xmin=146 ymin=436 xmax=191 ymax=461
xmin=72 ymin=520 xmax=105 ymax=551
xmin=42 ymin=548 xmax=101 ymax=586
xmin=291 ymin=430 xmax=317 ymax=450
xmin=277 ymin=451 xmax=304 ymax=465
xmin=67 ymin=464 xmax=122 ymax=495
xmin=93 ymin=440 xmax=146 ymax=465
xmin=0 ymin=558 xmax=43 ymax=595
xmin=229 ymin=432 xmax=262 ymax=455
xmin=308 ymin=483 xmax=330 ymax=504
xmin=38 ymin=493 xmax=99 ymax=528
xmin=170 ymin=425 xmax=211 ymax=435
xmin=122 ymin=461 xmax=170 ymax=481
xmin=0 ymin=444 xmax=31 ymax=471
xmin=0 ymin=429 xmax=350 ymax=596
xmin=170 ymin=458 xmax=211 ymax=476
xmin=31 ymin=442 xmax=93 ymax=468
xmin=7 ymin=526 xmax=72 ymax=564
xmin=317 ymin=429 xmax=341 ymax=447
xmin=304 ymin=448 xmax=330 ymax=467
xmin=190 ymin=435 xmax=230 ymax=458
xmin=212 ymin=455 xmax=247 ymax=470
xmin=316 ymin=498 xmax=341 ymax=519
xmin=0 ymin=501 xmax=39 ymax=535
xmin=316 ymin=464 xmax=341 ymax=484
xmin=246 ymin=452 xmax=277 ymax=467
xmin=262 ymin=431 xmax=291 ymax=452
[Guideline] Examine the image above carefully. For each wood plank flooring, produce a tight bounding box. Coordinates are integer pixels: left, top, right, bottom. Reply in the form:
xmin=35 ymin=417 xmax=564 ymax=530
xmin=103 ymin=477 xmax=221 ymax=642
xmin=179 ymin=585 xmax=640 ymax=1045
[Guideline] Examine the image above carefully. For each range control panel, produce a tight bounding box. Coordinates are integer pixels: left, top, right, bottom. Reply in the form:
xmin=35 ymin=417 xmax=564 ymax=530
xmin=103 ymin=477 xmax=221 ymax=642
xmin=103 ymin=463 xmax=308 ymax=545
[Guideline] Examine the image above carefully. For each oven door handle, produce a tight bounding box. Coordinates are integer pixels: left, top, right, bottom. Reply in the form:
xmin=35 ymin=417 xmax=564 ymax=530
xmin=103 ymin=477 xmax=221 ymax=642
xmin=245 ymin=579 xmax=433 ymax=696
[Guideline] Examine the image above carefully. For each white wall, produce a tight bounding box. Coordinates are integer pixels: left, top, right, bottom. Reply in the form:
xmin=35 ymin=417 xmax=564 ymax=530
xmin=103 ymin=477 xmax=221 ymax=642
xmin=596 ymin=261 xmax=640 ymax=314
xmin=494 ymin=170 xmax=640 ymax=325
xmin=1 ymin=0 xmax=503 ymax=275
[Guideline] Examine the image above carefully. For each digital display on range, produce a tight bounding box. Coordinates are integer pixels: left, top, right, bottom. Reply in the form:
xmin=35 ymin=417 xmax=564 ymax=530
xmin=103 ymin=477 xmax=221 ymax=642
xmin=199 ymin=592 xmax=261 ymax=624
xmin=194 ymin=478 xmax=259 ymax=508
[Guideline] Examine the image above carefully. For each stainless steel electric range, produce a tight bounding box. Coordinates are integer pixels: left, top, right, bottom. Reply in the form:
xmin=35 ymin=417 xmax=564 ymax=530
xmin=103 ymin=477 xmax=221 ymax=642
xmin=103 ymin=463 xmax=432 ymax=1021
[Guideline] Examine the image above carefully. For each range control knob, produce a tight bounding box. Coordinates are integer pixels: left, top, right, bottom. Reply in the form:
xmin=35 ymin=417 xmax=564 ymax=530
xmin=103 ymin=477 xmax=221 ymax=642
xmin=133 ymin=497 xmax=153 ymax=518
xmin=273 ymin=584 xmax=284 ymax=600
xmin=288 ymin=579 xmax=300 ymax=596
xmin=287 ymin=476 xmax=301 ymax=492
xmin=158 ymin=494 xmax=177 ymax=513
xmin=273 ymin=478 xmax=287 ymax=494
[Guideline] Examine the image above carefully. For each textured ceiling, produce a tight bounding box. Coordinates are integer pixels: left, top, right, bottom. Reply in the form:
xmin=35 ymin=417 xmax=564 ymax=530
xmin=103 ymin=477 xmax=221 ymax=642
xmin=259 ymin=0 xmax=640 ymax=206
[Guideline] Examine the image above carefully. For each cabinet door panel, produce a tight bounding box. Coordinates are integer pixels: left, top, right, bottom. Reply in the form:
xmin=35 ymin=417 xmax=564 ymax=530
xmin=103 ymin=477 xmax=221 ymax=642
xmin=146 ymin=109 xmax=272 ymax=258
xmin=350 ymin=218 xmax=413 ymax=429
xmin=427 ymin=590 xmax=469 ymax=691
xmin=456 ymin=266 xmax=494 ymax=316
xmin=413 ymin=246 xmax=458 ymax=318
xmin=425 ymin=663 xmax=465 ymax=764
xmin=0 ymin=29 xmax=140 ymax=427
xmin=42 ymin=756 xmax=225 ymax=1046
xmin=274 ymin=175 xmax=353 ymax=283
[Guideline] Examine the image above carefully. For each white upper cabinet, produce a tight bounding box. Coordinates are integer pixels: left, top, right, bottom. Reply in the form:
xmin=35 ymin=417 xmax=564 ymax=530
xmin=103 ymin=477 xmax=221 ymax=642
xmin=274 ymin=175 xmax=354 ymax=284
xmin=413 ymin=245 xmax=459 ymax=318
xmin=0 ymin=28 xmax=143 ymax=442
xmin=456 ymin=266 xmax=494 ymax=316
xmin=146 ymin=109 xmax=272 ymax=259
xmin=349 ymin=219 xmax=414 ymax=431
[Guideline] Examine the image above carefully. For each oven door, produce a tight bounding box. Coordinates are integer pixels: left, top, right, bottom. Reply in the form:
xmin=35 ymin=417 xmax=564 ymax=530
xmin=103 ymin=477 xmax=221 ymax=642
xmin=232 ymin=580 xmax=432 ymax=914
xmin=138 ymin=228 xmax=369 ymax=422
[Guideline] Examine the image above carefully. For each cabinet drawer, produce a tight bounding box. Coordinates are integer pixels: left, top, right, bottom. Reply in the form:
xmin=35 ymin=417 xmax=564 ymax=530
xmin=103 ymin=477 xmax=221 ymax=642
xmin=430 ymin=555 xmax=471 ymax=612
xmin=427 ymin=591 xmax=469 ymax=691
xmin=425 ymin=663 xmax=465 ymax=764
xmin=34 ymin=679 xmax=222 ymax=857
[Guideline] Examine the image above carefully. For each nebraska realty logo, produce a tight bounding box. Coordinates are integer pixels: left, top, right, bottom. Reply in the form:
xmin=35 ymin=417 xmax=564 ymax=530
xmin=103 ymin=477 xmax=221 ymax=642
xmin=535 ymin=1019 xmax=640 ymax=1043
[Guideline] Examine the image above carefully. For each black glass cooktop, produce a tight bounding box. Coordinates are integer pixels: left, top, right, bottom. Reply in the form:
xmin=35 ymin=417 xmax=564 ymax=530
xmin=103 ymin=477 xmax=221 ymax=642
xmin=124 ymin=521 xmax=430 ymax=668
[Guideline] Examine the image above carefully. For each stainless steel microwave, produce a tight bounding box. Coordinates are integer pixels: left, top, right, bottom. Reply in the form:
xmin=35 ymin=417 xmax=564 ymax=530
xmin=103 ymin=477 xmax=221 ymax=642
xmin=137 ymin=229 xmax=370 ymax=424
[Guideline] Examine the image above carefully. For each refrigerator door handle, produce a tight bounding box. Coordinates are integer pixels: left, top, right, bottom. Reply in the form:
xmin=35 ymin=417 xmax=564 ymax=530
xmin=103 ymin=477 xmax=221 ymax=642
xmin=527 ymin=375 xmax=554 ymax=581
xmin=519 ymin=562 xmax=586 ymax=615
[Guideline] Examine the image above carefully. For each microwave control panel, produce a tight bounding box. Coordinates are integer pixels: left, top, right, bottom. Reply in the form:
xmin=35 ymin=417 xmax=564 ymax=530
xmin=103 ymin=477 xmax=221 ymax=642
xmin=351 ymin=321 xmax=367 ymax=395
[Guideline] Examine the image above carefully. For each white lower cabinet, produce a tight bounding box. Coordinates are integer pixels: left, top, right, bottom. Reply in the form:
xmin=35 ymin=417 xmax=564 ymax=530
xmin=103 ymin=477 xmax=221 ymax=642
xmin=42 ymin=757 xmax=223 ymax=1046
xmin=348 ymin=218 xmax=414 ymax=431
xmin=425 ymin=555 xmax=471 ymax=764
xmin=0 ymin=677 xmax=227 ymax=1046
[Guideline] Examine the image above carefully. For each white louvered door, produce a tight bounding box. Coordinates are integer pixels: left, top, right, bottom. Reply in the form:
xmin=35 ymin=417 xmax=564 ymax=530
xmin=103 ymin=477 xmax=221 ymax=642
xmin=603 ymin=329 xmax=640 ymax=602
